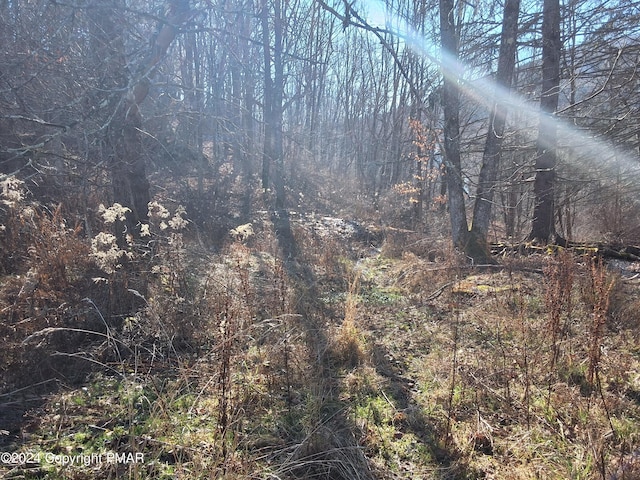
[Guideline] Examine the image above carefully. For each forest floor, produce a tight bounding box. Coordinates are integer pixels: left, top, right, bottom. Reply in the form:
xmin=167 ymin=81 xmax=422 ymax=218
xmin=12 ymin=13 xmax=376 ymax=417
xmin=2 ymin=207 xmax=640 ymax=479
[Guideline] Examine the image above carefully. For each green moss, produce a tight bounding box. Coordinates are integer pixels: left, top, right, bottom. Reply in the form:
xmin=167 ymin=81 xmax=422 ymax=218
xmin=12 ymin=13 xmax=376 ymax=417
xmin=362 ymin=286 xmax=404 ymax=305
xmin=351 ymin=394 xmax=433 ymax=469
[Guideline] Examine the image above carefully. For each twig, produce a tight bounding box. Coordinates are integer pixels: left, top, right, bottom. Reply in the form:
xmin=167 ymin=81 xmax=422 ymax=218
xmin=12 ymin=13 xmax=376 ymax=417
xmin=21 ymin=326 xmax=128 ymax=347
xmin=0 ymin=379 xmax=58 ymax=399
xmin=50 ymin=351 xmax=125 ymax=378
xmin=423 ymin=281 xmax=454 ymax=301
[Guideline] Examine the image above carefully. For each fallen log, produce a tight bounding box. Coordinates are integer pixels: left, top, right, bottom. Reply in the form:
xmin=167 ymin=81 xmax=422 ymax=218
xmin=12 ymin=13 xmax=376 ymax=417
xmin=490 ymin=241 xmax=640 ymax=261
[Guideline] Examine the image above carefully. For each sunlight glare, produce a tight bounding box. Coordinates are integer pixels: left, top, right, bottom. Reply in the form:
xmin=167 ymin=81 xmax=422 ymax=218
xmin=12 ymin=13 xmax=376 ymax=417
xmin=360 ymin=0 xmax=640 ymax=187
xmin=361 ymin=0 xmax=387 ymax=29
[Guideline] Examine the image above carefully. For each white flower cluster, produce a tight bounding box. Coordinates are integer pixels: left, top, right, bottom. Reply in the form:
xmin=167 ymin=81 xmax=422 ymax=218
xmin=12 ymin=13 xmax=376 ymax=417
xmin=147 ymin=201 xmax=188 ymax=231
xmin=229 ymin=223 xmax=254 ymax=242
xmin=140 ymin=223 xmax=151 ymax=237
xmin=98 ymin=203 xmax=131 ymax=224
xmin=148 ymin=201 xmax=170 ymax=220
xmin=168 ymin=205 xmax=188 ymax=230
xmin=0 ymin=175 xmax=25 ymax=207
xmin=90 ymin=231 xmax=133 ymax=274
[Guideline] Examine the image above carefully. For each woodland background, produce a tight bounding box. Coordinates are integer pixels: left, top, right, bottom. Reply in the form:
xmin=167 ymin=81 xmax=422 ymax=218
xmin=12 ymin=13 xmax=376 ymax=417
xmin=1 ymin=0 xmax=639 ymax=248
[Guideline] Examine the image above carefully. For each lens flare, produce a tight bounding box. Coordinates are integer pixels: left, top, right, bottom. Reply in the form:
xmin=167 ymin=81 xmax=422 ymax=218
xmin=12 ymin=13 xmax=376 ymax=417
xmin=361 ymin=0 xmax=640 ymax=189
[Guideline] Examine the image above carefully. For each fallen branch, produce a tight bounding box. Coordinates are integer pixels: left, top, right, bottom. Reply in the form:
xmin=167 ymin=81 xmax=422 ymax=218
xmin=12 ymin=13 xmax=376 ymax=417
xmin=491 ymin=241 xmax=640 ymax=261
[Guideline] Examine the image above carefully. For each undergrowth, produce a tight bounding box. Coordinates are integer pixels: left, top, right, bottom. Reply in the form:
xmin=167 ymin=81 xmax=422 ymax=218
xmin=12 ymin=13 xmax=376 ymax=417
xmin=1 ymin=178 xmax=640 ymax=479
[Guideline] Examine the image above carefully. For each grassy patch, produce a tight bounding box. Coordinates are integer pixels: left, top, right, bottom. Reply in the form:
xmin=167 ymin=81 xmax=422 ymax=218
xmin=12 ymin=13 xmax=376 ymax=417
xmin=5 ymin=227 xmax=640 ymax=480
xmin=351 ymin=393 xmax=433 ymax=472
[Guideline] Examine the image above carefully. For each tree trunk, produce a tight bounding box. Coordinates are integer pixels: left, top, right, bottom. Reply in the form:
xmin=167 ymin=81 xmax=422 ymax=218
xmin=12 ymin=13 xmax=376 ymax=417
xmin=109 ymin=0 xmax=191 ymax=241
xmin=261 ymin=0 xmax=286 ymax=211
xmin=529 ymin=0 xmax=561 ymax=244
xmin=439 ymin=0 xmax=468 ymax=250
xmin=471 ymin=0 xmax=521 ymax=242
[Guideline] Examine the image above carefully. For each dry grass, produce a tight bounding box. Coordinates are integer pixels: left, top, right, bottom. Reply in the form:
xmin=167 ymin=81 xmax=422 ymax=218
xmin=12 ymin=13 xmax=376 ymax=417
xmin=329 ymin=272 xmax=367 ymax=369
xmin=2 ymin=196 xmax=640 ymax=479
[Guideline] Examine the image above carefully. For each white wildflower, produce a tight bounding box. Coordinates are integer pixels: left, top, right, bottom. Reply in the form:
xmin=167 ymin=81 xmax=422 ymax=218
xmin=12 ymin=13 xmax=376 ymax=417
xmin=0 ymin=176 xmax=25 ymax=207
xmin=229 ymin=223 xmax=254 ymax=242
xmin=99 ymin=203 xmax=131 ymax=224
xmin=90 ymin=232 xmax=132 ymax=274
xmin=168 ymin=205 xmax=188 ymax=230
xmin=140 ymin=223 xmax=151 ymax=237
xmin=148 ymin=201 xmax=170 ymax=220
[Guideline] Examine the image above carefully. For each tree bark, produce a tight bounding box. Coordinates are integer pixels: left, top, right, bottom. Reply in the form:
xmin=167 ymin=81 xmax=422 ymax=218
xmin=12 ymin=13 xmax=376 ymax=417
xmin=529 ymin=0 xmax=561 ymax=243
xmin=261 ymin=0 xmax=286 ymax=211
xmin=110 ymin=0 xmax=191 ymax=240
xmin=439 ymin=0 xmax=469 ymax=250
xmin=457 ymin=0 xmax=522 ymax=264
xmin=471 ymin=0 xmax=521 ymax=241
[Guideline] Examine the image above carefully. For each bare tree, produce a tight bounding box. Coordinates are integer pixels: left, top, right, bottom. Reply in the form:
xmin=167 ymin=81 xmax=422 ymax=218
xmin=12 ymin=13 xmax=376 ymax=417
xmin=470 ymin=0 xmax=521 ymax=249
xmin=438 ymin=0 xmax=468 ymax=250
xmin=261 ymin=0 xmax=286 ymax=210
xmin=529 ymin=0 xmax=561 ymax=243
xmin=105 ymin=0 xmax=192 ymax=239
